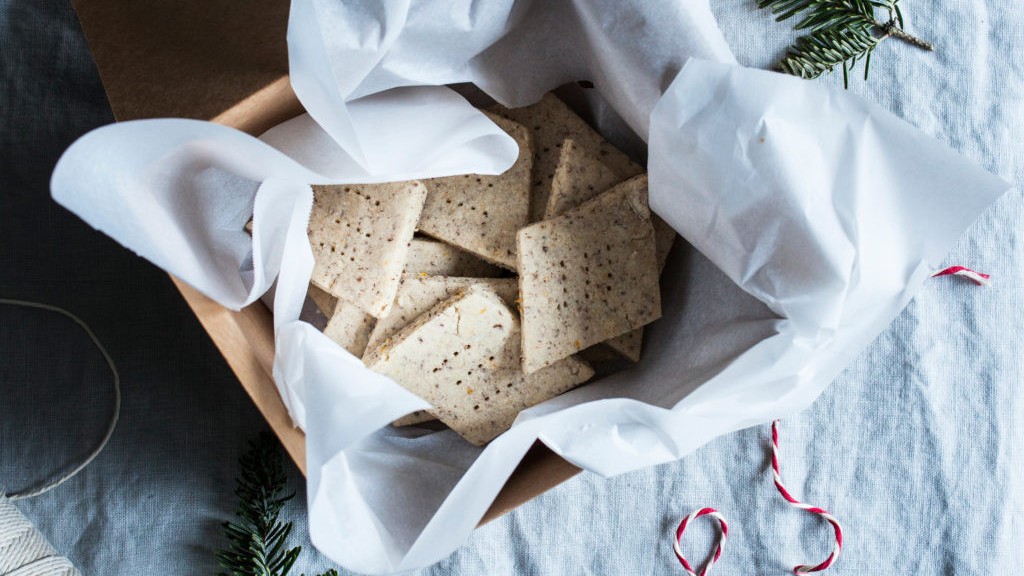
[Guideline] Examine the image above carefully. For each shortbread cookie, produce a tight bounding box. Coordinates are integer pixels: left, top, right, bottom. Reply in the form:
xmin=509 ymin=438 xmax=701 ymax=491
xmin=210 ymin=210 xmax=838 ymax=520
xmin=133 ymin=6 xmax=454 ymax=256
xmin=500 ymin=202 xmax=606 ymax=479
xmin=365 ymin=276 xmax=519 ymax=357
xmin=544 ymin=138 xmax=623 ymax=219
xmin=308 ymin=180 xmax=427 ymax=318
xmin=417 ymin=114 xmax=532 ymax=270
xmin=516 ymin=175 xmax=661 ymax=373
xmin=404 ymin=238 xmax=503 ymax=278
xmin=323 ymin=299 xmax=376 ymax=358
xmin=365 ymin=286 xmax=593 ymax=445
xmin=491 ymin=94 xmax=643 ymax=221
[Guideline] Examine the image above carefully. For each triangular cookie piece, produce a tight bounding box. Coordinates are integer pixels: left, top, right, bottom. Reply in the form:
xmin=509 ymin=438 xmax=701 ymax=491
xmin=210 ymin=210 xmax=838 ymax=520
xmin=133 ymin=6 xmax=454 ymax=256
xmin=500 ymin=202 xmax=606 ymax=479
xmin=544 ymin=138 xmax=624 ymax=219
xmin=323 ymin=299 xmax=376 ymax=358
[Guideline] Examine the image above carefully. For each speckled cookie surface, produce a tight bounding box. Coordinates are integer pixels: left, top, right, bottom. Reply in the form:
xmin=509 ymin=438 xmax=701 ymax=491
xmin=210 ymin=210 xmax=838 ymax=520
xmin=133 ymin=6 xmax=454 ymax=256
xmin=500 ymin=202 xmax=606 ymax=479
xmin=490 ymin=94 xmax=643 ymax=221
xmin=544 ymin=138 xmax=623 ymax=219
xmin=379 ymin=276 xmax=517 ymax=428
xmin=323 ymin=299 xmax=376 ymax=358
xmin=308 ymin=181 xmax=428 ymax=318
xmin=542 ymin=140 xmax=652 ymax=362
xmin=364 ymin=276 xmax=519 ymax=358
xmin=364 ymin=286 xmax=593 ymax=445
xmin=516 ymin=174 xmax=661 ymax=373
xmin=416 ymin=114 xmax=532 ymax=270
xmin=403 ymin=238 xmax=503 ymax=278
xmin=546 ymin=153 xmax=675 ymax=362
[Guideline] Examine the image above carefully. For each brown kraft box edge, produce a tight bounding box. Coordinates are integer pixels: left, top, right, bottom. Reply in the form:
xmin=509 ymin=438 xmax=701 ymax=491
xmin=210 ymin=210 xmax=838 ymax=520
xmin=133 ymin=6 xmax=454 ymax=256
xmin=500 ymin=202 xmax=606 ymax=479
xmin=69 ymin=0 xmax=580 ymax=526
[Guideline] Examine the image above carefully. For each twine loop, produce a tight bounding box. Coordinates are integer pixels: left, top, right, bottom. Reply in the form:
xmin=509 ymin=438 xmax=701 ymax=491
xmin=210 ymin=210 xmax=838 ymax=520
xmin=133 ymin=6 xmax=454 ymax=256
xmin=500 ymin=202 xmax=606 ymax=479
xmin=0 ymin=299 xmax=113 ymax=575
xmin=0 ymin=299 xmax=121 ymax=501
xmin=673 ymin=507 xmax=728 ymax=576
xmin=770 ymin=421 xmax=843 ymax=574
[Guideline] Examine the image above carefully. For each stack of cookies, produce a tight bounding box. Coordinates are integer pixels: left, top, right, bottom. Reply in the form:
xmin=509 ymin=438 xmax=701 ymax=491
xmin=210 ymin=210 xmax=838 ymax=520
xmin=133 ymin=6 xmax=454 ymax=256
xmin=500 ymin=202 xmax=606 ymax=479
xmin=302 ymin=95 xmax=675 ymax=445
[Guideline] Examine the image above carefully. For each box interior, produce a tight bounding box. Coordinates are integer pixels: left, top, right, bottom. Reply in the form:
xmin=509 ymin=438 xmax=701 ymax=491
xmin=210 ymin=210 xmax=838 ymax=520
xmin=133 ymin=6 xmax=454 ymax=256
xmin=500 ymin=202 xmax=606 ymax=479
xmin=70 ymin=0 xmax=580 ymax=525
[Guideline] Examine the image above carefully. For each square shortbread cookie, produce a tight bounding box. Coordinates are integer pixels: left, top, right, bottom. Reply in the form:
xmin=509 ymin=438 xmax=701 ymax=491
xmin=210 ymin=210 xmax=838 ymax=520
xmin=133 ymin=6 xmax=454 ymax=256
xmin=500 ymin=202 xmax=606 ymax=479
xmin=417 ymin=114 xmax=532 ymax=270
xmin=308 ymin=180 xmax=427 ymax=318
xmin=364 ymin=286 xmax=593 ymax=445
xmin=545 ymin=146 xmax=676 ymax=362
xmin=516 ymin=174 xmax=661 ymax=373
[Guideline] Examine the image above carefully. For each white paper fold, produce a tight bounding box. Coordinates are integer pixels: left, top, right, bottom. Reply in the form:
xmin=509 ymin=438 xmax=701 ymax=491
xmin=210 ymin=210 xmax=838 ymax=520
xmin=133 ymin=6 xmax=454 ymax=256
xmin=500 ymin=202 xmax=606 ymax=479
xmin=260 ymin=87 xmax=520 ymax=183
xmin=50 ymin=0 xmax=1009 ymax=573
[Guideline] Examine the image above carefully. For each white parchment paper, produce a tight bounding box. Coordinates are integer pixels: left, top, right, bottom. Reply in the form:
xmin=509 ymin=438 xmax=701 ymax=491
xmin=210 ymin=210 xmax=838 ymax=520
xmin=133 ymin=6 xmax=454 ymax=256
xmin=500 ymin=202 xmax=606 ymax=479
xmin=50 ymin=0 xmax=1009 ymax=572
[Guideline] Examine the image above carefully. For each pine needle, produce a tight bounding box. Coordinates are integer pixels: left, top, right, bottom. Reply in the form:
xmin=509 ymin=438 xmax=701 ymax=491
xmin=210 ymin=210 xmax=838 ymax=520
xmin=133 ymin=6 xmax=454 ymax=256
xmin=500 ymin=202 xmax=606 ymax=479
xmin=217 ymin=432 xmax=338 ymax=576
xmin=778 ymin=21 xmax=880 ymax=83
xmin=757 ymin=0 xmax=934 ymax=87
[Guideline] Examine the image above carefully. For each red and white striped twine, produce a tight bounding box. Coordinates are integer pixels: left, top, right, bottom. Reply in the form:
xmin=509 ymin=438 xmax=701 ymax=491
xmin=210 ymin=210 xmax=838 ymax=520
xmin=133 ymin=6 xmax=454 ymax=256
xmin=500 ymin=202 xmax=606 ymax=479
xmin=931 ymin=265 xmax=991 ymax=286
xmin=671 ymin=265 xmax=989 ymax=573
xmin=770 ymin=420 xmax=843 ymax=574
xmin=673 ymin=507 xmax=728 ymax=576
xmin=671 ymin=421 xmax=842 ymax=575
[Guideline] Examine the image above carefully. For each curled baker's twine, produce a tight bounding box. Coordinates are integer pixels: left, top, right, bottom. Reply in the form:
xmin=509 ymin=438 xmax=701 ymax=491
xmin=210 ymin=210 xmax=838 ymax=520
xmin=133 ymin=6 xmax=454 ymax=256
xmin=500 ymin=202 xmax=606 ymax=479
xmin=673 ymin=508 xmax=728 ymax=576
xmin=672 ymin=422 xmax=842 ymax=575
xmin=672 ymin=264 xmax=991 ymax=573
xmin=0 ymin=298 xmax=121 ymax=501
xmin=770 ymin=420 xmax=842 ymax=574
xmin=931 ymin=265 xmax=991 ymax=286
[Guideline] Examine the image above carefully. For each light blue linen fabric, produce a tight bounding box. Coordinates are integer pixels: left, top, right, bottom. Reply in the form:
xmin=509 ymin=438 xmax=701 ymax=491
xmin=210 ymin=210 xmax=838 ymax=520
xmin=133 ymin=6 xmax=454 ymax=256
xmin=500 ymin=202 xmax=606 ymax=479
xmin=2 ymin=1 xmax=1020 ymax=574
xmin=386 ymin=3 xmax=1024 ymax=573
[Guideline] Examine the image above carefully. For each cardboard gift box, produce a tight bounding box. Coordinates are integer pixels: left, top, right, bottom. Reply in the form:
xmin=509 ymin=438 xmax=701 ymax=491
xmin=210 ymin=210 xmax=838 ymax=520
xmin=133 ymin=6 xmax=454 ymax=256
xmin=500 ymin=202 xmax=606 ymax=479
xmin=70 ymin=0 xmax=579 ymax=524
xmin=62 ymin=4 xmax=1010 ymax=572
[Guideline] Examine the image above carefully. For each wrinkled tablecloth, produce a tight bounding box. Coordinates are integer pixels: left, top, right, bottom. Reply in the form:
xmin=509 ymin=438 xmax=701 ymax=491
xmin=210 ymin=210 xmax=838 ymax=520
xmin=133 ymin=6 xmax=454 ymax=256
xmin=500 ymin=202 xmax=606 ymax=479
xmin=1 ymin=0 xmax=1020 ymax=574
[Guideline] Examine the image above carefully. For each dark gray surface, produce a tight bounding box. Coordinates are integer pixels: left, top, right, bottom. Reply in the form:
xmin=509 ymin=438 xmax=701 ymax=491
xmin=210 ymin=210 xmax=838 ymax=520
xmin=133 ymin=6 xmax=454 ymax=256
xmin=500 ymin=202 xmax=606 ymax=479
xmin=0 ymin=1 xmax=325 ymax=573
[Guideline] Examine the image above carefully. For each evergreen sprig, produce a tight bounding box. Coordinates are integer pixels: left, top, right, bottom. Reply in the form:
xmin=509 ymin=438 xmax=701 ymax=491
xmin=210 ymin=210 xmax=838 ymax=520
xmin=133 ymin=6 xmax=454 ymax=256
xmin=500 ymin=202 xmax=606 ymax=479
xmin=217 ymin=432 xmax=338 ymax=576
xmin=757 ymin=0 xmax=934 ymax=87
